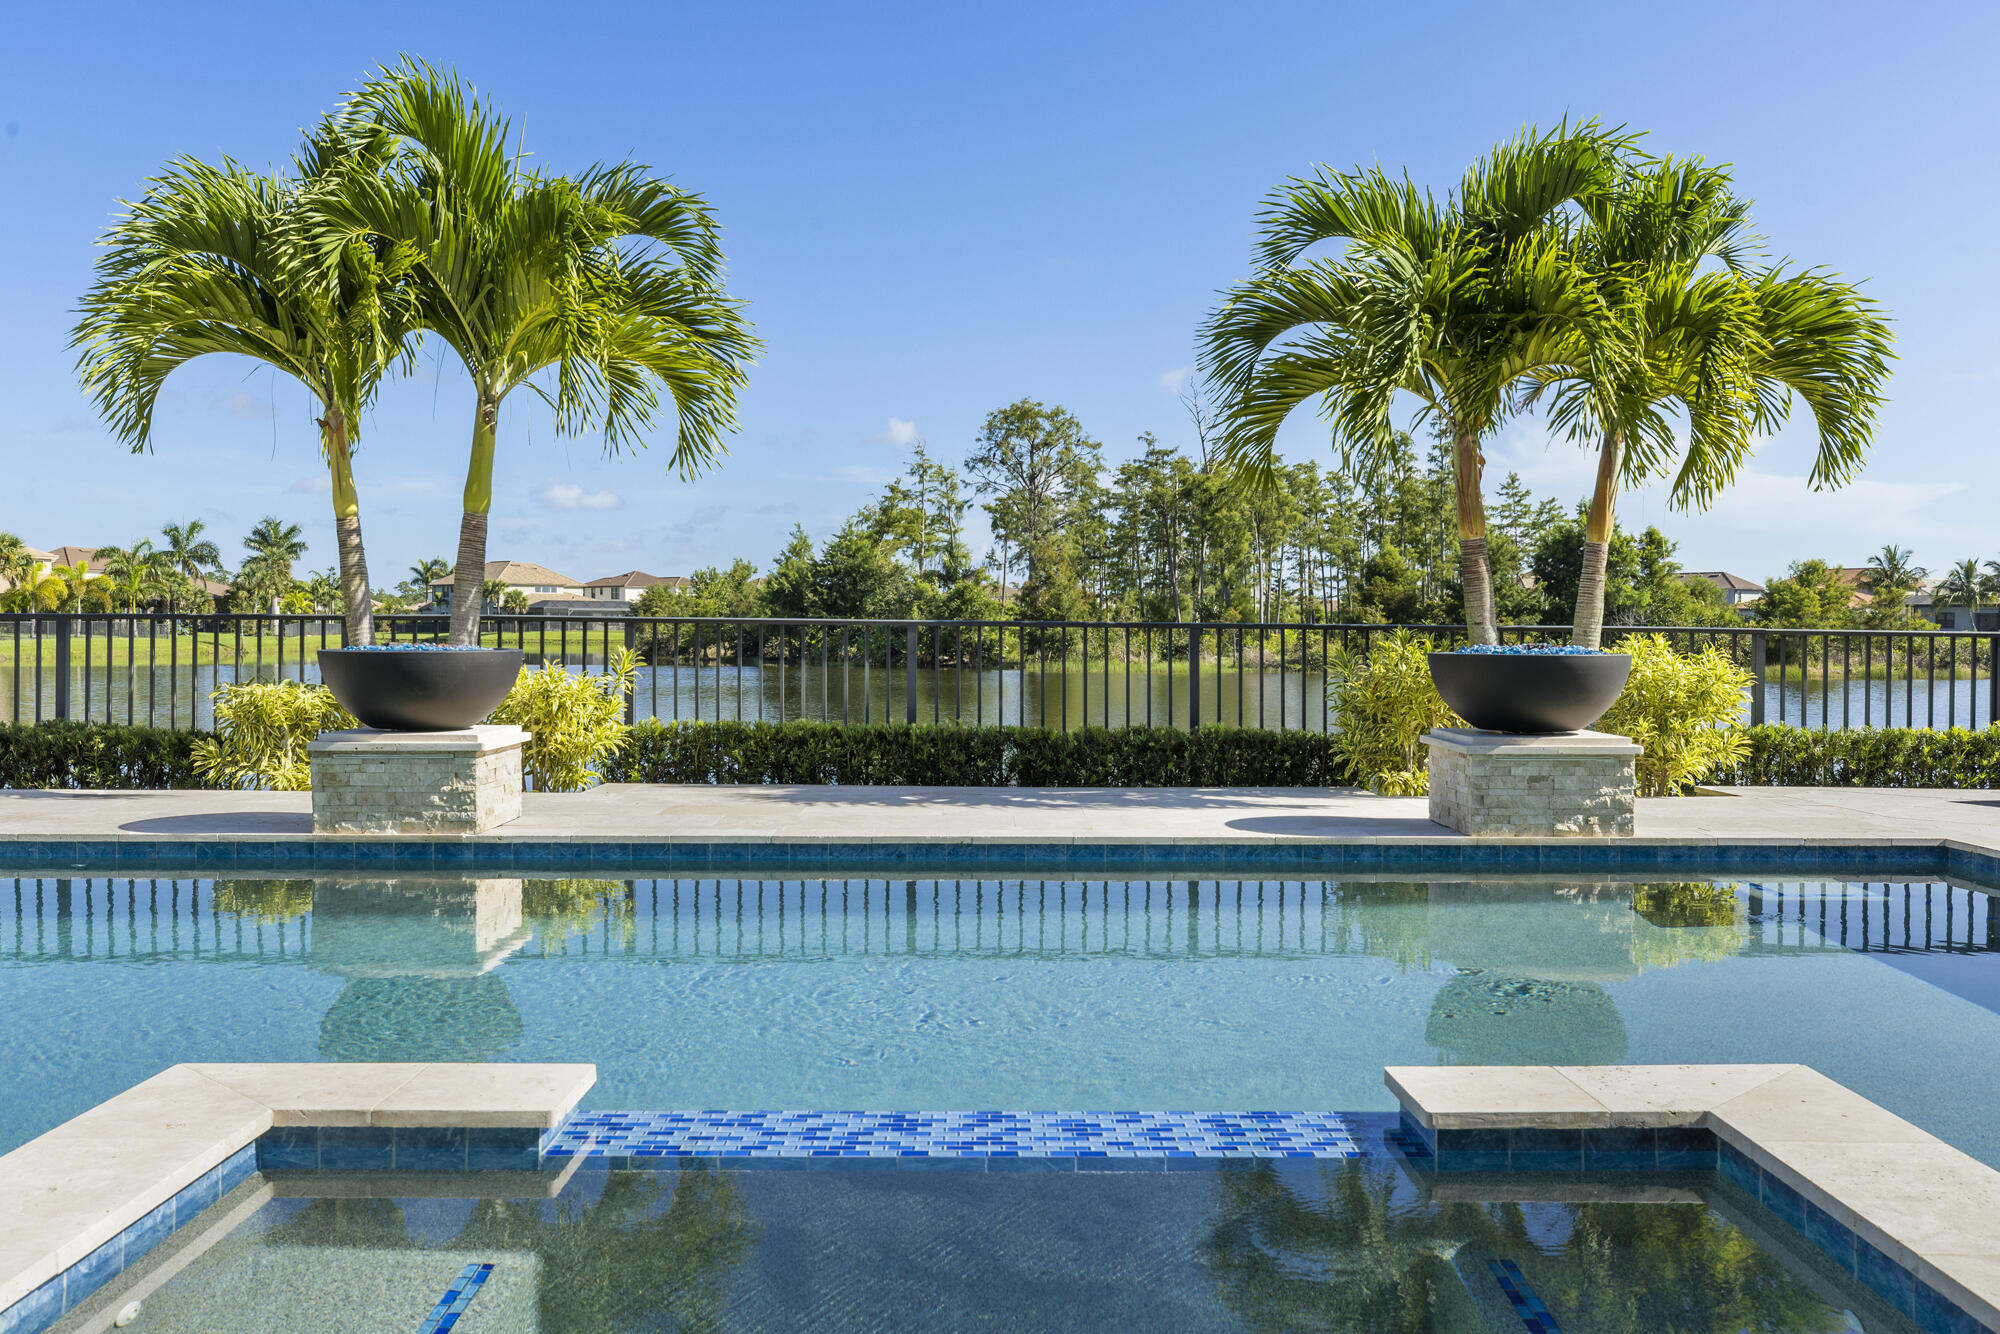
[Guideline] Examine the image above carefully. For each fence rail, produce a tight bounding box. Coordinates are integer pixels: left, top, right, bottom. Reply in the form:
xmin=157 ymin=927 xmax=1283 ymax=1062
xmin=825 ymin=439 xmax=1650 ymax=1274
xmin=3 ymin=612 xmax=1997 ymax=734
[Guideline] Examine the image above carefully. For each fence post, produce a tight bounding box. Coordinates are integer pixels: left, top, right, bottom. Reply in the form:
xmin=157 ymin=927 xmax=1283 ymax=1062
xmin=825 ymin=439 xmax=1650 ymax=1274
xmin=52 ymin=615 xmax=72 ymax=720
xmin=905 ymin=625 xmax=918 ymax=725
xmin=1989 ymin=635 xmax=1999 ymax=729
xmin=623 ymin=620 xmax=639 ymax=724
xmin=1750 ymin=631 xmax=1766 ymax=727
xmin=1189 ymin=626 xmax=1201 ymax=731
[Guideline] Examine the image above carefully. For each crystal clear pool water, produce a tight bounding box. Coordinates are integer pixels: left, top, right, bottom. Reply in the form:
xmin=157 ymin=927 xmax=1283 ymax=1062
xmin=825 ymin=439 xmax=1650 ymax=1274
xmin=61 ymin=1152 xmax=1917 ymax=1334
xmin=2 ymin=872 xmax=1996 ymax=1166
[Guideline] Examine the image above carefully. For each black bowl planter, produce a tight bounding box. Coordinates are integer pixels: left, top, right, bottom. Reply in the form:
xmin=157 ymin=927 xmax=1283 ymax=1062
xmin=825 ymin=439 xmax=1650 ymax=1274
xmin=1427 ymin=651 xmax=1632 ymax=734
xmin=318 ymin=649 xmax=525 ymax=731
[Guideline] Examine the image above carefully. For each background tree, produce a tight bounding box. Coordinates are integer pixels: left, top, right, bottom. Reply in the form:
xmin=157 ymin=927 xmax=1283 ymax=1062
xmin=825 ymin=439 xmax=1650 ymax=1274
xmin=1756 ymin=558 xmax=1855 ymax=629
xmin=965 ymin=399 xmax=1102 ymax=614
xmin=481 ymin=577 xmax=508 ymax=613
xmin=330 ymin=59 xmax=757 ymax=645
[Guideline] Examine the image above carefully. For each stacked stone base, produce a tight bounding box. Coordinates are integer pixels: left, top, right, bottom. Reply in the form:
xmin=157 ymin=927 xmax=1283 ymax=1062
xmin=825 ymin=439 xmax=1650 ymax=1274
xmin=1424 ymin=728 xmax=1639 ymax=837
xmin=309 ymin=726 xmax=526 ymax=834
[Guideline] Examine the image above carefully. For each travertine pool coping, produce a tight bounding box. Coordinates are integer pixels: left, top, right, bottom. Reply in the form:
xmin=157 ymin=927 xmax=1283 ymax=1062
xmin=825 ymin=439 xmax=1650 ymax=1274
xmin=1386 ymin=1063 xmax=2000 ymax=1332
xmin=0 ymin=1061 xmax=593 ymax=1324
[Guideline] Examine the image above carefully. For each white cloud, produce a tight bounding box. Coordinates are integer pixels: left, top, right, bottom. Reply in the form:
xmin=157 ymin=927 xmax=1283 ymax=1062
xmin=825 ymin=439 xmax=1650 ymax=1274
xmin=222 ymin=389 xmax=268 ymax=419
xmin=535 ymin=480 xmax=621 ymax=511
xmin=286 ymin=475 xmax=332 ymax=496
xmin=872 ymin=417 xmax=920 ymax=446
xmin=1157 ymin=365 xmax=1195 ymax=392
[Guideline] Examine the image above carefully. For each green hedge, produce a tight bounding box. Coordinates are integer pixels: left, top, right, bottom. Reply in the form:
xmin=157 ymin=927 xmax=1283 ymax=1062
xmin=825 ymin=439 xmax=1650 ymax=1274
xmin=609 ymin=719 xmax=1350 ymax=787
xmin=0 ymin=721 xmax=213 ymax=789
xmin=1715 ymin=724 xmax=2000 ymax=788
xmin=11 ymin=717 xmax=1993 ymax=793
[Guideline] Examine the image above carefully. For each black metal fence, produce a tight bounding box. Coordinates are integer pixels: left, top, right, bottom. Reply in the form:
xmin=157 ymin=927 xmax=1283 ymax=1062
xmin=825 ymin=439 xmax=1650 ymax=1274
xmin=3 ymin=612 xmax=1997 ymax=734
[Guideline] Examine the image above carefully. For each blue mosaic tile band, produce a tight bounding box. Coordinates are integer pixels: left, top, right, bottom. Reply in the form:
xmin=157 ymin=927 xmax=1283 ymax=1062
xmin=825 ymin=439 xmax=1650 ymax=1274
xmin=1490 ymin=1258 xmax=1565 ymax=1334
xmin=546 ymin=1110 xmax=1367 ymax=1164
xmin=417 ymin=1262 xmax=493 ymax=1334
xmin=0 ymin=836 xmax=1978 ymax=881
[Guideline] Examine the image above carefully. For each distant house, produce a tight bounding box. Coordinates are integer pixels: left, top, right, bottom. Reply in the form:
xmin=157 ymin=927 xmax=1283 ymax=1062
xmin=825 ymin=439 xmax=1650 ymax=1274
xmin=1911 ymin=583 xmax=1998 ymax=631
xmin=429 ymin=560 xmax=582 ymax=609
xmin=581 ymin=571 xmax=685 ymax=604
xmin=1680 ymin=571 xmax=1765 ymax=607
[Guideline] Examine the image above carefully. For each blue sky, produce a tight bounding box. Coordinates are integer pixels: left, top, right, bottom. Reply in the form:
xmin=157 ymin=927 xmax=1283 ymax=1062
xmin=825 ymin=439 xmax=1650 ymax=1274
xmin=2 ymin=0 xmax=1994 ymax=590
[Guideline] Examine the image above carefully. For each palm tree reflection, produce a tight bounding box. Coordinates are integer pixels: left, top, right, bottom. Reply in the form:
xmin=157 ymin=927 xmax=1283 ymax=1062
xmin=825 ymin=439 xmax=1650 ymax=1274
xmin=1200 ymin=1161 xmax=1851 ymax=1334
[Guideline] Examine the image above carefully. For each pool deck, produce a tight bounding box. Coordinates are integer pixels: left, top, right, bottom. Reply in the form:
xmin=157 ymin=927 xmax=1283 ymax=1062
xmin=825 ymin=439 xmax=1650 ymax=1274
xmin=0 ymin=783 xmax=1994 ymax=854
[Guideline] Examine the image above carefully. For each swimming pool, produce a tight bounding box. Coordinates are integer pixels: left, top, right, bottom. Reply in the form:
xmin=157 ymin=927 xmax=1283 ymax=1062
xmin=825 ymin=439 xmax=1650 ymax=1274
xmin=52 ymin=1138 xmax=1923 ymax=1333
xmin=4 ymin=870 xmax=1995 ymax=1166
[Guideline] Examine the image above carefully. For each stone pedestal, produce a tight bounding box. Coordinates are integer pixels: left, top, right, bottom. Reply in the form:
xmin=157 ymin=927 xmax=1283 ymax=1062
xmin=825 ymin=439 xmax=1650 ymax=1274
xmin=1424 ymin=728 xmax=1639 ymax=838
xmin=310 ymin=726 xmax=527 ymax=834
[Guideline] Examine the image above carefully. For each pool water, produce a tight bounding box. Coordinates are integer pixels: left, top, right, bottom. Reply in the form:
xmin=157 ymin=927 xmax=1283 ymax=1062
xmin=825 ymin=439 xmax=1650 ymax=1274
xmin=62 ymin=1152 xmax=1916 ymax=1334
xmin=2 ymin=872 xmax=1996 ymax=1166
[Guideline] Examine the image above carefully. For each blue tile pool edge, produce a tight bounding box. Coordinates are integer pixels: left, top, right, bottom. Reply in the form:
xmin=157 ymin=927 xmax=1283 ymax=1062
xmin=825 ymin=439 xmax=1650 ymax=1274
xmin=0 ymin=836 xmax=1985 ymax=883
xmin=0 ymin=1143 xmax=257 ymax=1334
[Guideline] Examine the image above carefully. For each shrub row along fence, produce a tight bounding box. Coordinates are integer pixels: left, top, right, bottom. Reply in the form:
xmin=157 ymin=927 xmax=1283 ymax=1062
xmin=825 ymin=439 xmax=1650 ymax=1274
xmin=3 ymin=612 xmax=1997 ymax=735
xmin=9 ymin=718 xmax=2000 ymax=792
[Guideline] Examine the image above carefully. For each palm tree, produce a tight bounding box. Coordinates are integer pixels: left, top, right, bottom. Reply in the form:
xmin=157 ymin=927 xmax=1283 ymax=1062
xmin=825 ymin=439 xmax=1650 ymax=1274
xmin=1523 ymin=156 xmax=1760 ymax=647
xmin=159 ymin=520 xmax=223 ymax=612
xmin=1201 ymin=123 xmax=1636 ymax=644
xmin=408 ymin=556 xmax=450 ymax=587
xmin=481 ymin=577 xmax=508 ymax=613
xmin=52 ymin=561 xmax=96 ymax=613
xmin=239 ymin=517 xmax=307 ymax=615
xmin=101 ymin=540 xmax=168 ymax=612
xmin=320 ymin=59 xmax=758 ymax=644
xmin=72 ymin=124 xmax=418 ymax=644
xmin=1518 ymin=153 xmax=1892 ymax=647
xmin=1863 ymin=544 xmax=1926 ymax=602
xmin=1935 ymin=558 xmax=1987 ymax=630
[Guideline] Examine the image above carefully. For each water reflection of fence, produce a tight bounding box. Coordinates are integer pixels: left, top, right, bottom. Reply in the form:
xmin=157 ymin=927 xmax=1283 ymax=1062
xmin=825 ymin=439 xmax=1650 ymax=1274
xmin=1744 ymin=881 xmax=1999 ymax=955
xmin=7 ymin=876 xmax=1994 ymax=966
xmin=3 ymin=613 xmax=1997 ymax=734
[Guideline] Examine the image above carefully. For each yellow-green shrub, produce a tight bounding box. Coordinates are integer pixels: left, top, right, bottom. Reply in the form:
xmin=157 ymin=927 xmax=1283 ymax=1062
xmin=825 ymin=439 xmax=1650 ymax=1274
xmin=192 ymin=679 xmax=354 ymax=790
xmin=1599 ymin=634 xmax=1751 ymax=796
xmin=1325 ymin=631 xmax=1461 ymax=795
xmin=490 ymin=650 xmax=638 ymax=792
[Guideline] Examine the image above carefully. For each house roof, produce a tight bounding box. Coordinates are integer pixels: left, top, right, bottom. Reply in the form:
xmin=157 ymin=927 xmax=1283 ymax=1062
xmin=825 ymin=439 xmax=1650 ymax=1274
xmin=46 ymin=546 xmax=111 ymax=572
xmin=431 ymin=560 xmax=580 ymax=588
xmin=583 ymin=570 xmax=676 ymax=589
xmin=1681 ymin=571 xmax=1765 ymax=594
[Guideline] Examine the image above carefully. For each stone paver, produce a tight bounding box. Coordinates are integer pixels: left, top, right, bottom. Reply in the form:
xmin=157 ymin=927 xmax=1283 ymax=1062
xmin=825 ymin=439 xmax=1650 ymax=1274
xmin=2 ymin=783 xmax=1998 ymax=856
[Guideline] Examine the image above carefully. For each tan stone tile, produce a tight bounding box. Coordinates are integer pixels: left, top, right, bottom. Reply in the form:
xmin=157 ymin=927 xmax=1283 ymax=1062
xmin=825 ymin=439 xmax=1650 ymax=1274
xmin=1384 ymin=1065 xmax=1611 ymax=1129
xmin=1749 ymin=1140 xmax=2000 ymax=1267
xmin=1555 ymin=1064 xmax=1795 ymax=1127
xmin=370 ymin=1062 xmax=597 ymax=1128
xmin=185 ymin=1062 xmax=432 ymax=1127
xmin=1708 ymin=1066 xmax=1943 ymax=1147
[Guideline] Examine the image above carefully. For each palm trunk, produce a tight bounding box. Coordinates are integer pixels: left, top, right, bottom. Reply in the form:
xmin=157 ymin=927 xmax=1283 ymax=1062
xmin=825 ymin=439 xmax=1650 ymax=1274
xmin=1571 ymin=428 xmax=1623 ymax=650
xmin=1452 ymin=426 xmax=1497 ymax=644
xmin=448 ymin=397 xmax=499 ymax=646
xmin=323 ymin=409 xmax=374 ymax=646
